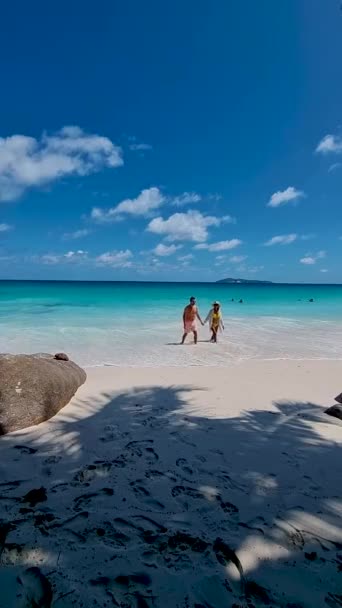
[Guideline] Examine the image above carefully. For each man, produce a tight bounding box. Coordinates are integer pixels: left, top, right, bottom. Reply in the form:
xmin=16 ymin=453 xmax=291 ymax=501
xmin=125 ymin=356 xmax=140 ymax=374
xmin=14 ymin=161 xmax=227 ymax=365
xmin=181 ymin=296 xmax=204 ymax=345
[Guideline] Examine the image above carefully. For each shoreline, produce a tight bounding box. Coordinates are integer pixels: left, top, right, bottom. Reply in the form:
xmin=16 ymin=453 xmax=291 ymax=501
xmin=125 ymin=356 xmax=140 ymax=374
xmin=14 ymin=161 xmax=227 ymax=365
xmin=0 ymin=359 xmax=341 ymax=607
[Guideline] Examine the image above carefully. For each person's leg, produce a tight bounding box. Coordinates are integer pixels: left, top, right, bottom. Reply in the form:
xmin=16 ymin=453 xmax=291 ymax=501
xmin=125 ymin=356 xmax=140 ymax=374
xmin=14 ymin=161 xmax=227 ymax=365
xmin=210 ymin=330 xmax=215 ymax=342
xmin=181 ymin=332 xmax=187 ymax=344
xmin=212 ymin=328 xmax=218 ymax=343
xmin=193 ymin=330 xmax=198 ymax=344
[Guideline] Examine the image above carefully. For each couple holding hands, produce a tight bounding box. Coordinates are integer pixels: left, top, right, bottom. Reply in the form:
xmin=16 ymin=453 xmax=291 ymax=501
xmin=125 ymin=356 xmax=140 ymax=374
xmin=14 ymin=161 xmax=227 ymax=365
xmin=181 ymin=296 xmax=224 ymax=345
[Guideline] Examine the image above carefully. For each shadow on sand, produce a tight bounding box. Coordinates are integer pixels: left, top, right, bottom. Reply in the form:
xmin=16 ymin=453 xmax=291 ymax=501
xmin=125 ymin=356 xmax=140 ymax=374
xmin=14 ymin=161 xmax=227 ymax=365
xmin=0 ymin=384 xmax=341 ymax=607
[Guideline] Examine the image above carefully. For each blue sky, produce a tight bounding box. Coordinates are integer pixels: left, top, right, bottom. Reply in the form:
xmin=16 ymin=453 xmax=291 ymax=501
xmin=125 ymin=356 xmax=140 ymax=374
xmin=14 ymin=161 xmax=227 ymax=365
xmin=0 ymin=0 xmax=341 ymax=282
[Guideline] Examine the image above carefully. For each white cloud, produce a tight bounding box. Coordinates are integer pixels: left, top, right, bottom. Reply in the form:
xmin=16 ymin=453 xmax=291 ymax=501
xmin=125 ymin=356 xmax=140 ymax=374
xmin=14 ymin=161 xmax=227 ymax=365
xmin=320 ymin=269 xmax=328 ymax=273
xmin=248 ymin=265 xmax=264 ymax=273
xmin=172 ymin=192 xmax=202 ymax=207
xmin=147 ymin=210 xmax=221 ymax=242
xmin=300 ymin=250 xmax=326 ymax=265
xmin=41 ymin=250 xmax=88 ymax=264
xmin=328 ymin=162 xmax=342 ymax=172
xmin=195 ymin=239 xmax=242 ymax=252
xmin=178 ymin=254 xmax=194 ymax=262
xmin=300 ymin=256 xmax=315 ymax=265
xmin=230 ymin=255 xmax=247 ymax=263
xmin=0 ymin=223 xmax=12 ymax=232
xmin=63 ymin=228 xmax=91 ymax=240
xmin=91 ymin=187 xmax=164 ymax=221
xmin=129 ymin=143 xmax=152 ymax=151
xmin=267 ymin=187 xmax=305 ymax=208
xmin=0 ymin=126 xmax=123 ymax=202
xmin=264 ymin=234 xmax=297 ymax=246
xmin=96 ymin=249 xmax=133 ymax=267
xmin=40 ymin=254 xmax=61 ymax=265
xmin=153 ymin=243 xmax=181 ymax=257
xmin=64 ymin=250 xmax=87 ymax=260
xmin=316 ymin=134 xmax=342 ymax=154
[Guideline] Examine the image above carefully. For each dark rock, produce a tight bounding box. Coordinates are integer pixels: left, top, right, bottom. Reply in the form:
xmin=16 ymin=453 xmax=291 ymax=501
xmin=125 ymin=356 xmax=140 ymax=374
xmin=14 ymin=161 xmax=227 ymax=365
xmin=54 ymin=352 xmax=69 ymax=361
xmin=0 ymin=353 xmax=86 ymax=435
xmin=325 ymin=405 xmax=342 ymax=421
xmin=335 ymin=393 xmax=342 ymax=404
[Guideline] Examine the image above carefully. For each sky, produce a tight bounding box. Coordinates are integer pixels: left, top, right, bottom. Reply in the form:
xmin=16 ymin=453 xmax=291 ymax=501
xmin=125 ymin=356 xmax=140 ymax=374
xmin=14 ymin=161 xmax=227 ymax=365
xmin=0 ymin=0 xmax=342 ymax=283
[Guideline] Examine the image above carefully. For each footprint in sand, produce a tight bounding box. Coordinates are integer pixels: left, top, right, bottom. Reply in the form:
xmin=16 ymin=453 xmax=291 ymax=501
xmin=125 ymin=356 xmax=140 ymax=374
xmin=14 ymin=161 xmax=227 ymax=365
xmin=176 ymin=458 xmax=194 ymax=476
xmin=73 ymin=487 xmax=114 ymax=511
xmin=90 ymin=573 xmax=152 ymax=607
xmin=13 ymin=445 xmax=37 ymax=455
xmin=72 ymin=462 xmax=112 ymax=485
xmin=125 ymin=440 xmax=159 ymax=462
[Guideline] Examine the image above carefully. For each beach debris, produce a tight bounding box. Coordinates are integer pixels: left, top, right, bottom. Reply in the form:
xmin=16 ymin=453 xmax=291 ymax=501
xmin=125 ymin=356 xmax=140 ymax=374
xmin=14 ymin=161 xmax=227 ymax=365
xmin=0 ymin=353 xmax=86 ymax=434
xmin=17 ymin=566 xmax=53 ymax=607
xmin=54 ymin=352 xmax=69 ymax=361
xmin=335 ymin=393 xmax=342 ymax=404
xmin=325 ymin=404 xmax=342 ymax=421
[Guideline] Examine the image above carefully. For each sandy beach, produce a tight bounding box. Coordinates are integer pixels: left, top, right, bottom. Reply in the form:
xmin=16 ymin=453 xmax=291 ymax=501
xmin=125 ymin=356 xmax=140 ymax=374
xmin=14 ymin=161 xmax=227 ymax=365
xmin=1 ymin=360 xmax=342 ymax=607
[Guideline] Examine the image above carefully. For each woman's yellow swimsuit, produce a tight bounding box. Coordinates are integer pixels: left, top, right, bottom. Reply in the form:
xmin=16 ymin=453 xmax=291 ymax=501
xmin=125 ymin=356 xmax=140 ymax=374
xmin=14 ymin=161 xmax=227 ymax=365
xmin=211 ymin=311 xmax=221 ymax=331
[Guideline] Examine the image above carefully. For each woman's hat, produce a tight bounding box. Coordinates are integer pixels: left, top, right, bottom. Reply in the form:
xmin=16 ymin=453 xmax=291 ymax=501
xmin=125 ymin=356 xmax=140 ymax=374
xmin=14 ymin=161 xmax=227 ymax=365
xmin=212 ymin=301 xmax=220 ymax=306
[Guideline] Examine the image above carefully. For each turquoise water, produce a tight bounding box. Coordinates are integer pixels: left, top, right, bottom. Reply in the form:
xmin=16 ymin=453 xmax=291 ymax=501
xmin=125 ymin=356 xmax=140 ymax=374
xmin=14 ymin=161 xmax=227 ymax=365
xmin=1 ymin=281 xmax=342 ymax=366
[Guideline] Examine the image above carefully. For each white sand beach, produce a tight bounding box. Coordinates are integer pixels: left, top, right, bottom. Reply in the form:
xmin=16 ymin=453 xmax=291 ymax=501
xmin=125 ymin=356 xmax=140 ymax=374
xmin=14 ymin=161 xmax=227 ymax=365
xmin=1 ymin=360 xmax=342 ymax=607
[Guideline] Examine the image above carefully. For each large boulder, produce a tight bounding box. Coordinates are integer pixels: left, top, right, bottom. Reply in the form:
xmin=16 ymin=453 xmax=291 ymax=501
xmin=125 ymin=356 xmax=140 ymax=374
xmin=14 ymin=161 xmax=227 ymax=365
xmin=0 ymin=353 xmax=86 ymax=435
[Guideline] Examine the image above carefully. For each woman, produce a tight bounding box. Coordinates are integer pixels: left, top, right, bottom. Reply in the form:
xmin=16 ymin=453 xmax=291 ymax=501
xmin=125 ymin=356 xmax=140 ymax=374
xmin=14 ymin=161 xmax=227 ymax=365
xmin=205 ymin=301 xmax=224 ymax=343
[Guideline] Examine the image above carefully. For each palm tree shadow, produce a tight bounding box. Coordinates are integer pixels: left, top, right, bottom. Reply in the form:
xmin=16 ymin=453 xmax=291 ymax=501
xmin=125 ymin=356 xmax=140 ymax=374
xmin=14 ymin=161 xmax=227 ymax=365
xmin=0 ymin=386 xmax=341 ymax=607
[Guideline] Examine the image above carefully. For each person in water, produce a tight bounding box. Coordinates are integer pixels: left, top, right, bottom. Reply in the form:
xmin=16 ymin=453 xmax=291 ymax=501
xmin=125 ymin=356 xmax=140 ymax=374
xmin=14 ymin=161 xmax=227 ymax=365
xmin=181 ymin=296 xmax=204 ymax=344
xmin=205 ymin=301 xmax=225 ymax=343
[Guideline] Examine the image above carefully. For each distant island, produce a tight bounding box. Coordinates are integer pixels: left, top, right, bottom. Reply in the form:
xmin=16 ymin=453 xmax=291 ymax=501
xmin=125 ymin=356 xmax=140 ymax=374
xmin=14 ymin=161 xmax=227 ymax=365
xmin=216 ymin=278 xmax=273 ymax=284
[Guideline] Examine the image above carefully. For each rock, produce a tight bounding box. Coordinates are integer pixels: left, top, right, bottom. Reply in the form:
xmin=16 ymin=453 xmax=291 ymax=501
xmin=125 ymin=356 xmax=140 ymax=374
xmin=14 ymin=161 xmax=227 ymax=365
xmin=54 ymin=352 xmax=69 ymax=361
xmin=0 ymin=353 xmax=86 ymax=435
xmin=325 ymin=404 xmax=342 ymax=421
xmin=335 ymin=393 xmax=342 ymax=404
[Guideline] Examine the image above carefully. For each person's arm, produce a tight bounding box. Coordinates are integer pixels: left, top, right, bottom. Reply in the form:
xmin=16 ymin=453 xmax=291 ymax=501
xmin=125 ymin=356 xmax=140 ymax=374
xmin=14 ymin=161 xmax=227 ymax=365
xmin=183 ymin=308 xmax=186 ymax=328
xmin=220 ymin=314 xmax=225 ymax=330
xmin=204 ymin=309 xmax=212 ymax=325
xmin=196 ymin=309 xmax=204 ymax=325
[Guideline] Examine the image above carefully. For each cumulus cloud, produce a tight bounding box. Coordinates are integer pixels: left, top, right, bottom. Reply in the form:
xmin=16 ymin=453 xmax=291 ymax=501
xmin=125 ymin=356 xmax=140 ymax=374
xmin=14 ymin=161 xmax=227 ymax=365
xmin=63 ymin=228 xmax=91 ymax=240
xmin=264 ymin=234 xmax=297 ymax=246
xmin=194 ymin=239 xmax=242 ymax=252
xmin=95 ymin=250 xmax=133 ymax=267
xmin=91 ymin=187 xmax=165 ymax=221
xmin=147 ymin=210 xmax=221 ymax=242
xmin=300 ymin=250 xmax=326 ymax=265
xmin=0 ymin=223 xmax=12 ymax=232
xmin=172 ymin=192 xmax=202 ymax=207
xmin=320 ymin=268 xmax=328 ymax=273
xmin=153 ymin=243 xmax=182 ymax=257
xmin=267 ymin=187 xmax=305 ymax=208
xmin=316 ymin=134 xmax=342 ymax=154
xmin=0 ymin=126 xmax=123 ymax=202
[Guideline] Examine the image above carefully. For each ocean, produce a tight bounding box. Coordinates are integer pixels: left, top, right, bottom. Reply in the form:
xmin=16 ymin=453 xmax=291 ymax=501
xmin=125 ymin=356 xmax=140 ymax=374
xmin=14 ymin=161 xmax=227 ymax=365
xmin=1 ymin=280 xmax=342 ymax=367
